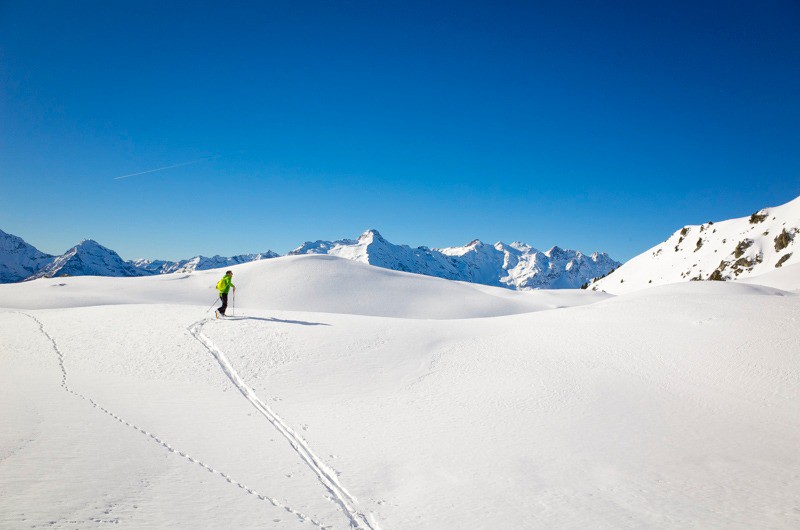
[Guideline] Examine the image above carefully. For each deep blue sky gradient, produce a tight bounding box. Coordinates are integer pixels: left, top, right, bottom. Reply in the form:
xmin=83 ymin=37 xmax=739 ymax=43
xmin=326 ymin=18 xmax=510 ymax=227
xmin=1 ymin=1 xmax=799 ymax=261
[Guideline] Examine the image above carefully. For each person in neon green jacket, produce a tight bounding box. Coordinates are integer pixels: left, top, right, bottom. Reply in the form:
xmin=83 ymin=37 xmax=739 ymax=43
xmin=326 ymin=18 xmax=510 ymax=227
xmin=215 ymin=270 xmax=236 ymax=318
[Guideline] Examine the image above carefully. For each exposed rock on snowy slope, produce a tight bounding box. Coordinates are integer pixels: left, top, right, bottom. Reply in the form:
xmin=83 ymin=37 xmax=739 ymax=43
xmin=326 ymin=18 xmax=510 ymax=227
xmin=130 ymin=252 xmax=280 ymax=274
xmin=0 ymin=229 xmax=55 ymax=282
xmin=28 ymin=239 xmax=148 ymax=280
xmin=591 ymin=195 xmax=800 ymax=294
xmin=290 ymin=229 xmax=619 ymax=290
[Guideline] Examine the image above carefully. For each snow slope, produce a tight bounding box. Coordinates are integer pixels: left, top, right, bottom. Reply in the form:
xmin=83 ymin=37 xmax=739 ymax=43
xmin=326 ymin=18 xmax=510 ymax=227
xmin=592 ymin=195 xmax=800 ymax=294
xmin=0 ymin=229 xmax=55 ymax=282
xmin=1 ymin=256 xmax=798 ymax=529
xmin=740 ymin=262 xmax=800 ymax=292
xmin=291 ymin=229 xmax=619 ymax=289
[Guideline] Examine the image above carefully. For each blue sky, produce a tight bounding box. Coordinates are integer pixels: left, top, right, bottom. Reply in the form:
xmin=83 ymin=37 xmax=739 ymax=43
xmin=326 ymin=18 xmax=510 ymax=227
xmin=1 ymin=1 xmax=798 ymax=261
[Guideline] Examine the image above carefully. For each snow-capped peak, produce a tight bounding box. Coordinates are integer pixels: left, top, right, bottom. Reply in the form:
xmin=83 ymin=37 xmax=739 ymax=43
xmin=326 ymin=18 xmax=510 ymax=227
xmin=358 ymin=228 xmax=384 ymax=242
xmin=77 ymin=239 xmax=105 ymax=251
xmin=507 ymin=241 xmax=533 ymax=253
xmin=28 ymin=239 xmax=146 ymax=280
xmin=0 ymin=229 xmax=55 ymax=282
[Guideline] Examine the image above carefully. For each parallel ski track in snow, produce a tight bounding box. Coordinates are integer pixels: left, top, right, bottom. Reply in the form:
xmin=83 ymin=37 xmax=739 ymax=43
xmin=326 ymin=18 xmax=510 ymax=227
xmin=18 ymin=312 xmax=326 ymax=529
xmin=189 ymin=318 xmax=380 ymax=530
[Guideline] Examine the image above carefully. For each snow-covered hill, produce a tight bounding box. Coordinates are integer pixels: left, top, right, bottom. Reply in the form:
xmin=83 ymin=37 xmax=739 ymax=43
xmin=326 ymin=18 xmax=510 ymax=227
xmin=2 ymin=255 xmax=608 ymax=318
xmin=0 ymin=229 xmax=54 ymax=282
xmin=28 ymin=239 xmax=147 ymax=280
xmin=131 ymin=252 xmax=280 ymax=274
xmin=291 ymin=229 xmax=619 ymax=290
xmin=591 ymin=195 xmax=800 ymax=294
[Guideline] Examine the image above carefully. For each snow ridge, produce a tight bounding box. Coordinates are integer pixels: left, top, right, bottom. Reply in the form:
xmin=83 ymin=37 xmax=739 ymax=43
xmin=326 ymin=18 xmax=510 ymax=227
xmin=189 ymin=319 xmax=380 ymax=530
xmin=19 ymin=311 xmax=327 ymax=528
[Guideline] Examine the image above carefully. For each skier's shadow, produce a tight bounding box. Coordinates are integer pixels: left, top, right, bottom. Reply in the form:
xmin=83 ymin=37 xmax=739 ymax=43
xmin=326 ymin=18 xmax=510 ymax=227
xmin=225 ymin=316 xmax=331 ymax=327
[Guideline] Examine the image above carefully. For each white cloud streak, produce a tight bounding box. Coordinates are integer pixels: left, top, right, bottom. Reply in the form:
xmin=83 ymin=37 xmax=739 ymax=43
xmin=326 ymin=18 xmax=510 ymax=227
xmin=113 ymin=155 xmax=219 ymax=180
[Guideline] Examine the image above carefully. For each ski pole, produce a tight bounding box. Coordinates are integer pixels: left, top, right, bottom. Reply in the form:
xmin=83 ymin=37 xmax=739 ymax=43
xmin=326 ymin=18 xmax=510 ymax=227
xmin=232 ymin=290 xmax=235 ymax=316
xmin=206 ymin=294 xmax=219 ymax=313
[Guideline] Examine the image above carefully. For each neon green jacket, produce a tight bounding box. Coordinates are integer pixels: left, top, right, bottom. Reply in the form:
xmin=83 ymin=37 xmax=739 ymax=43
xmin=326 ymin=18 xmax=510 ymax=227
xmin=216 ymin=275 xmax=235 ymax=294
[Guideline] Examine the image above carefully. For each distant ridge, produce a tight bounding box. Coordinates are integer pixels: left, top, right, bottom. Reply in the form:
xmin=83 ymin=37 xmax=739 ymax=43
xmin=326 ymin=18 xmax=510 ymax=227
xmin=0 ymin=231 xmax=280 ymax=282
xmin=0 ymin=228 xmax=619 ymax=290
xmin=131 ymin=252 xmax=280 ymax=275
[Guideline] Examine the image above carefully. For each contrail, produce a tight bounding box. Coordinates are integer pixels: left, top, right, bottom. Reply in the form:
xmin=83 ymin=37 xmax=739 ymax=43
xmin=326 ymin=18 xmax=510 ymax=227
xmin=113 ymin=155 xmax=219 ymax=180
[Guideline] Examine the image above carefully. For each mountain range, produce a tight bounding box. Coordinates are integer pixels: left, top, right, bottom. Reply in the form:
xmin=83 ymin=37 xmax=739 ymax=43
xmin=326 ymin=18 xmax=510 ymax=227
xmin=130 ymin=252 xmax=281 ymax=275
xmin=289 ymin=229 xmax=618 ymax=289
xmin=0 ymin=233 xmax=282 ymax=283
xmin=5 ymin=194 xmax=797 ymax=291
xmin=0 ymin=228 xmax=618 ymax=290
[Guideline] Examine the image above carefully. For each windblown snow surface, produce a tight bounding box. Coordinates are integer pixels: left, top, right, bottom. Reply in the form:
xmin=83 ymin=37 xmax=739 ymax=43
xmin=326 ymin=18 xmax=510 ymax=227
xmin=1 ymin=254 xmax=798 ymax=529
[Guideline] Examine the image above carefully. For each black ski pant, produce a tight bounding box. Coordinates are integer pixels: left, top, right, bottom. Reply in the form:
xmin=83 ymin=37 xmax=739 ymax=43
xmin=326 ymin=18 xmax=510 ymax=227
xmin=218 ymin=292 xmax=229 ymax=315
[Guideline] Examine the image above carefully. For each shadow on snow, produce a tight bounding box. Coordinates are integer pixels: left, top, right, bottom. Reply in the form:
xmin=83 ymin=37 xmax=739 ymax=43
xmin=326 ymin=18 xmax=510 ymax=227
xmin=222 ymin=315 xmax=331 ymax=327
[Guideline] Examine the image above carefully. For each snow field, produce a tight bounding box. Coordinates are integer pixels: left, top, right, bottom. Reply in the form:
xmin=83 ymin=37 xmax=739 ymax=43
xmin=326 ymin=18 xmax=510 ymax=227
xmin=1 ymin=256 xmax=799 ymax=528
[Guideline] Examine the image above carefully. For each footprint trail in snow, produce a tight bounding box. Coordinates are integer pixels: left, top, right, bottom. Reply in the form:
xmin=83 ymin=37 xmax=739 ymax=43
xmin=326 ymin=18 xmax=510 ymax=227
xmin=189 ymin=318 xmax=380 ymax=530
xmin=19 ymin=311 xmax=327 ymax=529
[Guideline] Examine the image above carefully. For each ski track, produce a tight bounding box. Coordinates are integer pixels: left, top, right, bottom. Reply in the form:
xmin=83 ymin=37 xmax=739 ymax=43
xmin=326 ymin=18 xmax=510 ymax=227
xmin=17 ymin=311 xmax=327 ymax=529
xmin=189 ymin=318 xmax=380 ymax=530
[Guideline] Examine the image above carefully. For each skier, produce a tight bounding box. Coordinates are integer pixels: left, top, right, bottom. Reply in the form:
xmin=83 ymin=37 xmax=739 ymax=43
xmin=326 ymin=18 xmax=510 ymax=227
xmin=215 ymin=270 xmax=236 ymax=318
